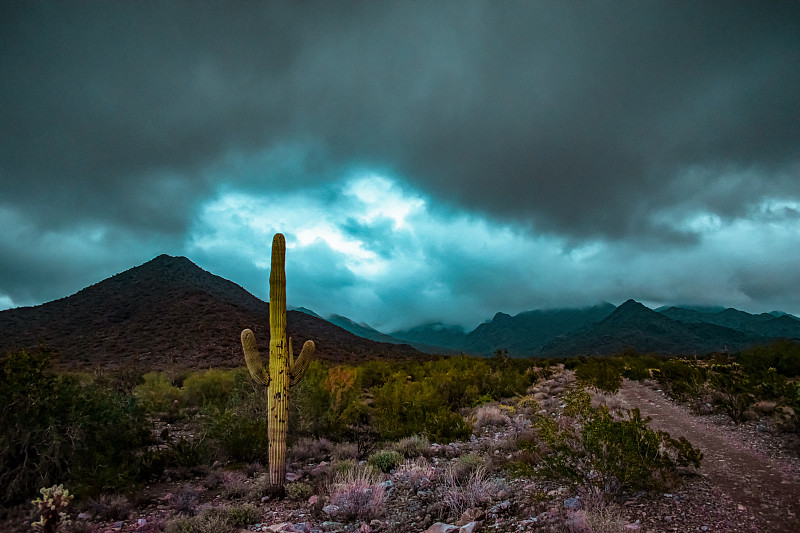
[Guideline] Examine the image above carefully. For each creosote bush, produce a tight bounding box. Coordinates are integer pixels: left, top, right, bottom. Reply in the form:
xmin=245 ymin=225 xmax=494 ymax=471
xmin=521 ymin=387 xmax=702 ymax=494
xmin=367 ymin=449 xmax=404 ymax=473
xmin=0 ymin=349 xmax=151 ymax=504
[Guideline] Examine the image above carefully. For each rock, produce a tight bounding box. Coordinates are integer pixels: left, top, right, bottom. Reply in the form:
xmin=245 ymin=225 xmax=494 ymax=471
xmin=77 ymin=512 xmax=93 ymax=520
xmin=360 ymin=524 xmax=372 ymax=533
xmin=137 ymin=518 xmax=147 ymax=527
xmin=459 ymin=521 xmax=483 ymax=533
xmin=267 ymin=523 xmax=291 ymax=532
xmin=310 ymin=466 xmax=327 ymax=477
xmin=286 ymin=472 xmax=301 ymax=482
xmin=322 ymin=504 xmax=340 ymax=515
xmin=423 ymin=523 xmax=459 ymax=533
xmin=308 ymin=495 xmax=319 ymax=505
xmin=457 ymin=509 xmax=486 ymax=526
xmin=564 ymin=497 xmax=580 ymax=509
xmin=623 ymin=523 xmax=641 ymax=530
xmin=321 ymin=522 xmax=345 ymax=532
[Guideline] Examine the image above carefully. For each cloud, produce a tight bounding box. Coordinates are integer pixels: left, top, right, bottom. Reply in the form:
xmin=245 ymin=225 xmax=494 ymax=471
xmin=2 ymin=2 xmax=800 ymax=325
xmin=188 ymin=174 xmax=800 ymax=330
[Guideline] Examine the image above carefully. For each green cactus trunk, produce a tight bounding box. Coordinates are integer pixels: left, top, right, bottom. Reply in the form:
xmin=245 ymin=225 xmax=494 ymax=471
xmin=241 ymin=233 xmax=315 ymax=497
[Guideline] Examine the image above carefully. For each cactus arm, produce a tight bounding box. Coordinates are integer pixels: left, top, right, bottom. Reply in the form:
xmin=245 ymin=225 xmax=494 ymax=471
xmin=289 ymin=339 xmax=315 ymax=386
xmin=242 ymin=329 xmax=270 ymax=386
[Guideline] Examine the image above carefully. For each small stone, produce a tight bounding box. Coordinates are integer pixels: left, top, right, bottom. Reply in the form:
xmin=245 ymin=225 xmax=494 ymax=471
xmin=422 ymin=523 xmax=459 ymax=533
xmin=286 ymin=472 xmax=301 ymax=482
xmin=77 ymin=512 xmax=93 ymax=520
xmin=564 ymin=497 xmax=580 ymax=510
xmin=322 ymin=504 xmax=340 ymax=515
xmin=137 ymin=518 xmax=147 ymax=526
xmin=308 ymin=495 xmax=319 ymax=505
xmin=360 ymin=524 xmax=372 ymax=533
xmin=459 ymin=521 xmax=482 ymax=533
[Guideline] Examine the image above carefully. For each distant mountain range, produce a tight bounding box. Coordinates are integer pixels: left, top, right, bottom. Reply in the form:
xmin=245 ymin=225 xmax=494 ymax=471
xmin=2 ymin=255 xmax=799 ymax=370
xmin=321 ymin=300 xmax=800 ymax=358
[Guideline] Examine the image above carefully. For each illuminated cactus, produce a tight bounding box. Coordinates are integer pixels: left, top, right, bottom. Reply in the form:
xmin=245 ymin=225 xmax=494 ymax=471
xmin=241 ymin=233 xmax=315 ymax=497
xmin=31 ymin=484 xmax=73 ymax=533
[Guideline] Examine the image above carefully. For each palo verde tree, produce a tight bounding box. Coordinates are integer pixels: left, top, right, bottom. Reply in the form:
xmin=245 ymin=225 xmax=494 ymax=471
xmin=241 ymin=233 xmax=315 ymax=497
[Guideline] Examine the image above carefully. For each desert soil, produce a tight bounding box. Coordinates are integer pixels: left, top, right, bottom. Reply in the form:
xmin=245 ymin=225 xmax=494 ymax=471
xmin=616 ymin=379 xmax=800 ymax=532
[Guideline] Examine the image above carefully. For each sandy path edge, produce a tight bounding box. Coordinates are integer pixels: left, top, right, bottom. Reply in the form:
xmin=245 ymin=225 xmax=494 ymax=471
xmin=616 ymin=379 xmax=800 ymax=532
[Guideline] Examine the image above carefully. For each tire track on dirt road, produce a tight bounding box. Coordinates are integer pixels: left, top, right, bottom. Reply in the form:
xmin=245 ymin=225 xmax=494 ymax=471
xmin=617 ymin=379 xmax=800 ymax=532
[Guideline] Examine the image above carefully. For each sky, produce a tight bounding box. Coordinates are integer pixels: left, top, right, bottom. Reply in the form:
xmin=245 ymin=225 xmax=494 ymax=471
xmin=1 ymin=1 xmax=799 ymax=332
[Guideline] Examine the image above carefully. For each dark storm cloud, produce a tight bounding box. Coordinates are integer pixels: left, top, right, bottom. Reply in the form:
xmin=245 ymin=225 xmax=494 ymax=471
xmin=3 ymin=1 xmax=799 ymax=239
xmin=2 ymin=1 xmax=800 ymax=317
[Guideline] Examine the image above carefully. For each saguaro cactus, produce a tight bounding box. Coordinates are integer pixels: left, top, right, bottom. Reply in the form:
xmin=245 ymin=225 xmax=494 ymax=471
xmin=241 ymin=233 xmax=315 ymax=497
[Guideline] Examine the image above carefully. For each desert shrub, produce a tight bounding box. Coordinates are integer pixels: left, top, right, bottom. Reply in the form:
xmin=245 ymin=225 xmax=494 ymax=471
xmin=530 ymin=387 xmax=703 ymax=493
xmin=168 ymin=484 xmax=199 ymax=516
xmin=222 ymin=503 xmax=258 ymax=526
xmin=393 ymin=434 xmax=431 ymax=458
xmin=204 ymin=408 xmax=269 ymax=463
xmin=86 ymin=494 xmax=131 ymax=521
xmin=291 ymin=362 xmax=368 ymax=440
xmin=441 ymin=465 xmax=504 ymax=520
xmin=328 ymin=465 xmax=385 ymax=521
xmin=738 ymin=340 xmax=800 ymax=378
xmin=164 ymin=509 xmax=235 ymax=533
xmin=367 ymin=449 xmax=404 ymax=473
xmin=473 ymin=404 xmax=512 ymax=429
xmin=709 ymin=371 xmax=756 ymax=424
xmin=331 ymin=442 xmax=360 ymax=461
xmin=0 ymin=349 xmax=152 ymax=504
xmin=575 ymin=358 xmax=623 ymax=394
xmin=140 ymin=437 xmax=210 ymax=481
xmin=133 ymin=372 xmax=183 ymax=413
xmin=182 ymin=368 xmax=248 ymax=408
xmin=447 ymin=453 xmax=485 ymax=485
xmin=285 ymin=482 xmax=313 ymax=501
xmin=287 ymin=436 xmax=332 ymax=463
xmin=218 ymin=471 xmax=249 ymax=500
xmin=653 ymin=359 xmax=707 ymax=400
xmin=397 ymin=457 xmax=437 ymax=491
xmin=371 ymin=371 xmax=473 ymax=442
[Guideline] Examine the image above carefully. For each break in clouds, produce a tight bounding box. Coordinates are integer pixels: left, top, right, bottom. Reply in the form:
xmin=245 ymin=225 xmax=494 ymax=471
xmin=1 ymin=1 xmax=799 ymax=329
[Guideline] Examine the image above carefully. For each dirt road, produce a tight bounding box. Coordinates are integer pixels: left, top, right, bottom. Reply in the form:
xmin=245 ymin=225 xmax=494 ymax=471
xmin=617 ymin=379 xmax=800 ymax=532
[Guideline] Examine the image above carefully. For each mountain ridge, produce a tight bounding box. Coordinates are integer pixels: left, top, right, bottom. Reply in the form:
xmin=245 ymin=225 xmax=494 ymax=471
xmin=0 ymin=255 xmax=425 ymax=369
xmin=2 ymin=255 xmax=799 ymax=365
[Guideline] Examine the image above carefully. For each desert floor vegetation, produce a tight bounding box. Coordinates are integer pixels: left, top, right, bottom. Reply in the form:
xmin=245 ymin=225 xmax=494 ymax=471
xmin=2 ymin=342 xmax=799 ymax=532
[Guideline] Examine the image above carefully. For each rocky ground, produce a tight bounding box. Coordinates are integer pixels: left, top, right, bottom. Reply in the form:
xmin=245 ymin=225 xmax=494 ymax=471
xmin=4 ymin=370 xmax=799 ymax=533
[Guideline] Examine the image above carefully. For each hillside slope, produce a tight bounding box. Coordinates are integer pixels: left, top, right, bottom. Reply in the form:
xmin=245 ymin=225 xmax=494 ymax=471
xmin=0 ymin=255 xmax=423 ymax=369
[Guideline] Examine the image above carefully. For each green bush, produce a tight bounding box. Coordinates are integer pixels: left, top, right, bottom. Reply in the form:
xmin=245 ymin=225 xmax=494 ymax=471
xmin=367 ymin=450 xmax=403 ymax=473
xmin=291 ymin=362 xmax=368 ymax=440
xmin=575 ymin=358 xmax=623 ymax=393
xmin=133 ymin=371 xmax=182 ymax=412
xmin=0 ymin=349 xmax=152 ymax=504
xmin=529 ymin=387 xmax=702 ymax=493
xmin=182 ymin=368 xmax=249 ymax=408
xmin=204 ymin=407 xmax=268 ymax=463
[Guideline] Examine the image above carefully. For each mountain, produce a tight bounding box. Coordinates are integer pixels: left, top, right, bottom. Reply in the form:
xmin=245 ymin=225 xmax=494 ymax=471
xmin=389 ymin=323 xmax=470 ymax=354
xmin=539 ymin=299 xmax=794 ymax=357
xmin=462 ymin=303 xmax=617 ymax=357
xmin=658 ymin=306 xmax=800 ymax=338
xmin=326 ymin=314 xmax=403 ymax=345
xmin=0 ymin=255 xmax=424 ymax=370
